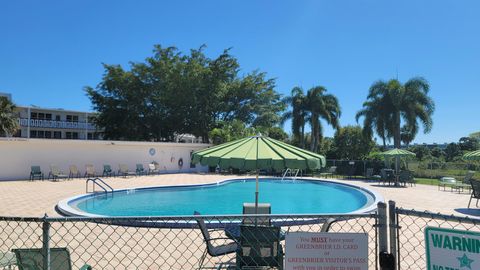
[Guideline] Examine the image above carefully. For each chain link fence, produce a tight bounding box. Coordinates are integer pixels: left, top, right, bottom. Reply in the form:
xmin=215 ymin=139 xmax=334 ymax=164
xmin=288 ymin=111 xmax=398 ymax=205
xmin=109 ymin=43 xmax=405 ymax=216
xmin=395 ymin=207 xmax=480 ymax=269
xmin=0 ymin=213 xmax=379 ymax=270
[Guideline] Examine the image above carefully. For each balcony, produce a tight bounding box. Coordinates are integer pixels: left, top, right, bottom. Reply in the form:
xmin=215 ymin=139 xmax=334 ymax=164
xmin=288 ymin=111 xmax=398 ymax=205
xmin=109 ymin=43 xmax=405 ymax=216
xmin=18 ymin=118 xmax=97 ymax=131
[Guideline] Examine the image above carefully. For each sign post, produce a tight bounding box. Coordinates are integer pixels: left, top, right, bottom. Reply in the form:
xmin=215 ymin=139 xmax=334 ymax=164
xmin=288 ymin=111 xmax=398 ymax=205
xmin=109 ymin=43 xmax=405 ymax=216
xmin=425 ymin=227 xmax=480 ymax=270
xmin=285 ymin=232 xmax=368 ymax=270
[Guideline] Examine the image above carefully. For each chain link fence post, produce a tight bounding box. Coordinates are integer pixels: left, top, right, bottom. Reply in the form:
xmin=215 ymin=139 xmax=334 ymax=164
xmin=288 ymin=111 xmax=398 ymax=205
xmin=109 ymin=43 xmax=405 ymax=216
xmin=377 ymin=202 xmax=388 ymax=254
xmin=42 ymin=214 xmax=51 ymax=270
xmin=388 ymin=201 xmax=397 ymax=270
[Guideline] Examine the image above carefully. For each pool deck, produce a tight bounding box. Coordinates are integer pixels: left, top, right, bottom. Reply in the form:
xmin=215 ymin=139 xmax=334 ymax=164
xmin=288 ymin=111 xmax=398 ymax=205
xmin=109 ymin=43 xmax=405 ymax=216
xmin=0 ymin=173 xmax=476 ymax=217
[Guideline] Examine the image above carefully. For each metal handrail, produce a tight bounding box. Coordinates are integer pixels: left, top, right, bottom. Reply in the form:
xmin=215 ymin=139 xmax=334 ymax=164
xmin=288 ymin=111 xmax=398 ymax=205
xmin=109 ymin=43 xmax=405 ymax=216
xmin=86 ymin=177 xmax=114 ymax=194
xmin=281 ymin=168 xmax=291 ymax=180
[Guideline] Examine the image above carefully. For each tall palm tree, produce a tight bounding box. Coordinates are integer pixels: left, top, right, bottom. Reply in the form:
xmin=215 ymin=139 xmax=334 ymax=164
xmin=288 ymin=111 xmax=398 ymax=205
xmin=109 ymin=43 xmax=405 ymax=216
xmin=356 ymin=77 xmax=434 ymax=149
xmin=281 ymin=87 xmax=308 ymax=148
xmin=305 ymin=86 xmax=341 ymax=152
xmin=0 ymin=97 xmax=19 ymax=137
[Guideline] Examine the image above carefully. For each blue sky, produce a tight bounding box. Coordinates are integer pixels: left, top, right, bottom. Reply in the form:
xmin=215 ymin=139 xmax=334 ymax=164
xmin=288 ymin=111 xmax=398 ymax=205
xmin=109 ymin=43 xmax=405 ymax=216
xmin=1 ymin=1 xmax=479 ymax=144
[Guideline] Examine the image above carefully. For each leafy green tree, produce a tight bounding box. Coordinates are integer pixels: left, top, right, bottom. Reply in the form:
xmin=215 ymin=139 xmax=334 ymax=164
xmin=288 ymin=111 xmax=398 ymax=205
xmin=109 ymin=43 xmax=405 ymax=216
xmin=305 ymin=86 xmax=341 ymax=152
xmin=430 ymin=147 xmax=445 ymax=159
xmin=86 ymin=45 xmax=285 ymax=142
xmin=208 ymin=120 xmax=257 ymax=145
xmin=445 ymin=143 xmax=461 ymax=161
xmin=0 ymin=97 xmax=19 ymax=137
xmin=459 ymin=137 xmax=478 ymax=151
xmin=408 ymin=145 xmax=431 ymax=160
xmin=330 ymin=125 xmax=375 ymax=160
xmin=281 ymin=87 xmax=308 ymax=147
xmin=356 ymin=77 xmax=435 ymax=148
xmin=265 ymin=126 xmax=288 ymax=141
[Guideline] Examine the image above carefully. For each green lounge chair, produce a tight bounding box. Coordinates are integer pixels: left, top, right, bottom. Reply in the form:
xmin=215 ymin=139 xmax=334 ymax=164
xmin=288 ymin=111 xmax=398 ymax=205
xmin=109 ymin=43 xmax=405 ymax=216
xmin=118 ymin=164 xmax=136 ymax=178
xmin=136 ymin=164 xmax=145 ymax=176
xmin=12 ymin=247 xmax=91 ymax=270
xmin=68 ymin=165 xmax=81 ymax=179
xmin=29 ymin=166 xmax=44 ymax=181
xmin=48 ymin=165 xmax=68 ymax=181
xmin=236 ymin=225 xmax=283 ymax=270
xmin=452 ymin=171 xmax=475 ymax=193
xmin=102 ymin=164 xmax=114 ymax=177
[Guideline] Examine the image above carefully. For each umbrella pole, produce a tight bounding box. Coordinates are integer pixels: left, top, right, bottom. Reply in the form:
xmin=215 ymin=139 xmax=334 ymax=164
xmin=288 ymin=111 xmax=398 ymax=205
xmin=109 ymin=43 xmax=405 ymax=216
xmin=255 ymin=170 xmax=259 ymax=214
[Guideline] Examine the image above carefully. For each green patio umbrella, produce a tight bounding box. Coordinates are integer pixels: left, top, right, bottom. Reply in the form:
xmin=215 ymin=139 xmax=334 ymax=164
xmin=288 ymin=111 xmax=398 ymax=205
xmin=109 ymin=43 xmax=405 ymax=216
xmin=464 ymin=150 xmax=480 ymax=160
xmin=191 ymin=135 xmax=326 ymax=213
xmin=382 ymin=148 xmax=416 ymax=185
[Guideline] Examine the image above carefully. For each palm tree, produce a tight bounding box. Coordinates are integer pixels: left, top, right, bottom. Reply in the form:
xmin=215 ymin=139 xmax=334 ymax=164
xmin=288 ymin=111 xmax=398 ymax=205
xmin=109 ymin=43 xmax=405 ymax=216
xmin=281 ymin=87 xmax=308 ymax=148
xmin=305 ymin=86 xmax=341 ymax=152
xmin=0 ymin=96 xmax=19 ymax=137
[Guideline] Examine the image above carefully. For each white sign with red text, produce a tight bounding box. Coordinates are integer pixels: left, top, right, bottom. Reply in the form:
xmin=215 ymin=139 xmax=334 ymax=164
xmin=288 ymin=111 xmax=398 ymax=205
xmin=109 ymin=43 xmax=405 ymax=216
xmin=285 ymin=232 xmax=368 ymax=270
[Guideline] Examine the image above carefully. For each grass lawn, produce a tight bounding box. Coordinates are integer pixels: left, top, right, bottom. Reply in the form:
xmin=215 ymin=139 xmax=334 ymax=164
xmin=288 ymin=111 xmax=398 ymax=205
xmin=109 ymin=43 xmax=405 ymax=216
xmin=415 ymin=177 xmax=440 ymax=186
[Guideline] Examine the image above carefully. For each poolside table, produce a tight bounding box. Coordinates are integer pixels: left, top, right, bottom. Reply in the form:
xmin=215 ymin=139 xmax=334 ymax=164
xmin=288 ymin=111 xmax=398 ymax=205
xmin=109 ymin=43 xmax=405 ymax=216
xmin=438 ymin=177 xmax=456 ymax=191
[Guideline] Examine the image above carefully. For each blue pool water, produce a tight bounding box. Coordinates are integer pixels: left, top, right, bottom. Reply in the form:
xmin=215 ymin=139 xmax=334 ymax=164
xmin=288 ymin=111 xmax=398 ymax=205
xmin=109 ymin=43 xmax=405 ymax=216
xmin=69 ymin=179 xmax=375 ymax=216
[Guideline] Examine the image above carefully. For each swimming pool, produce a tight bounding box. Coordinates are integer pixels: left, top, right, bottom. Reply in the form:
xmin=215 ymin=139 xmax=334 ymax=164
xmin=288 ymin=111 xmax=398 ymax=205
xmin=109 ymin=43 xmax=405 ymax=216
xmin=57 ymin=178 xmax=382 ymax=217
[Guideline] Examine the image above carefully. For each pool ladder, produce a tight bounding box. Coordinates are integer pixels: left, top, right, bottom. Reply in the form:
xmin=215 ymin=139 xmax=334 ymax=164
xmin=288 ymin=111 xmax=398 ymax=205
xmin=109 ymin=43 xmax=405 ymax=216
xmin=86 ymin=177 xmax=114 ymax=194
xmin=281 ymin=168 xmax=300 ymax=180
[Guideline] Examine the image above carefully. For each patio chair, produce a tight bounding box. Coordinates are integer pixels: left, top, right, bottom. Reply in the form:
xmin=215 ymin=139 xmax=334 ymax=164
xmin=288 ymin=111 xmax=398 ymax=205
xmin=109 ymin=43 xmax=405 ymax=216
xmin=48 ymin=165 xmax=68 ymax=181
xmin=136 ymin=164 xmax=146 ymax=176
xmin=452 ymin=171 xmax=475 ymax=193
xmin=438 ymin=177 xmax=457 ymax=191
xmin=148 ymin=163 xmax=159 ymax=175
xmin=242 ymin=203 xmax=271 ymax=226
xmin=236 ymin=225 xmax=283 ymax=270
xmin=29 ymin=166 xmax=44 ymax=181
xmin=468 ymin=179 xmax=480 ymax=208
xmin=319 ymin=166 xmax=336 ymax=178
xmin=380 ymin=169 xmax=395 ymax=185
xmin=194 ymin=211 xmax=238 ymax=270
xmin=399 ymin=170 xmax=415 ymax=187
xmin=118 ymin=164 xmax=136 ymax=178
xmin=102 ymin=164 xmax=114 ymax=177
xmin=365 ymin=168 xmax=374 ymax=179
xmin=84 ymin=164 xmax=96 ymax=178
xmin=12 ymin=247 xmax=91 ymax=270
xmin=68 ymin=165 xmax=81 ymax=179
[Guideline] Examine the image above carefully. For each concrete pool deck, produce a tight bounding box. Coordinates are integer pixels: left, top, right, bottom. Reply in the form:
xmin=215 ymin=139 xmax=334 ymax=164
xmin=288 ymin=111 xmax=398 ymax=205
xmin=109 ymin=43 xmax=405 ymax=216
xmin=0 ymin=173 xmax=475 ymax=218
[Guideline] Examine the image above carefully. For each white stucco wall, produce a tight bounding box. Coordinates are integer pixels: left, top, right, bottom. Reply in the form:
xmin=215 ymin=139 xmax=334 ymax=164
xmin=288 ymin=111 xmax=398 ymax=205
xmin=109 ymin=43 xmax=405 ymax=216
xmin=0 ymin=138 xmax=210 ymax=180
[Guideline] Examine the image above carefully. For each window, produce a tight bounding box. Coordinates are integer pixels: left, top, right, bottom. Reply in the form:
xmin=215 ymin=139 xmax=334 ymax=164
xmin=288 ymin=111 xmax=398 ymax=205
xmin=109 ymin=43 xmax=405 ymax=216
xmin=37 ymin=130 xmax=44 ymax=138
xmin=53 ymin=131 xmax=62 ymax=139
xmin=44 ymin=131 xmax=51 ymax=138
xmin=38 ymin=113 xmax=45 ymax=120
xmin=87 ymin=133 xmax=93 ymax=140
xmin=73 ymin=116 xmax=79 ymax=122
xmin=30 ymin=130 xmax=37 ymax=138
xmin=30 ymin=112 xmax=37 ymax=119
xmin=72 ymin=132 xmax=78 ymax=139
xmin=66 ymin=132 xmax=72 ymax=139
xmin=45 ymin=114 xmax=52 ymax=120
xmin=66 ymin=115 xmax=72 ymax=122
xmin=55 ymin=115 xmax=61 ymax=121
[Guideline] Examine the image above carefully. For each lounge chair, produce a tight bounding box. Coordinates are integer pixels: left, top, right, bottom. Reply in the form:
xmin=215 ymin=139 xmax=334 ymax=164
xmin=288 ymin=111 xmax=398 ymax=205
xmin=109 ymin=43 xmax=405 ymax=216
xmin=136 ymin=164 xmax=146 ymax=176
xmin=12 ymin=247 xmax=91 ymax=270
xmin=236 ymin=225 xmax=283 ymax=270
xmin=118 ymin=164 xmax=136 ymax=178
xmin=399 ymin=170 xmax=415 ymax=187
xmin=438 ymin=177 xmax=457 ymax=191
xmin=242 ymin=203 xmax=271 ymax=226
xmin=452 ymin=171 xmax=475 ymax=193
xmin=148 ymin=163 xmax=159 ymax=175
xmin=194 ymin=211 xmax=238 ymax=269
xmin=468 ymin=179 xmax=480 ymax=208
xmin=68 ymin=165 xmax=81 ymax=179
xmin=319 ymin=166 xmax=336 ymax=178
xmin=48 ymin=165 xmax=68 ymax=181
xmin=29 ymin=166 xmax=44 ymax=181
xmin=102 ymin=164 xmax=114 ymax=177
xmin=84 ymin=164 xmax=96 ymax=178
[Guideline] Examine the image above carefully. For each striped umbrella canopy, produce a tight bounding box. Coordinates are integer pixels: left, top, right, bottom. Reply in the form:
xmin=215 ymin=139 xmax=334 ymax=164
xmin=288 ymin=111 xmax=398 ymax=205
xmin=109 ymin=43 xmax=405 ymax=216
xmin=192 ymin=135 xmax=326 ymax=213
xmin=382 ymin=148 xmax=416 ymax=157
xmin=192 ymin=136 xmax=326 ymax=170
xmin=463 ymin=150 xmax=480 ymax=160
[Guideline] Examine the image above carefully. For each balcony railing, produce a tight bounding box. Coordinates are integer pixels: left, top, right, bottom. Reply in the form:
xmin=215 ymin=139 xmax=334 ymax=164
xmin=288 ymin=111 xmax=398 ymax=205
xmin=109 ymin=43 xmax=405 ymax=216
xmin=18 ymin=118 xmax=97 ymax=130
